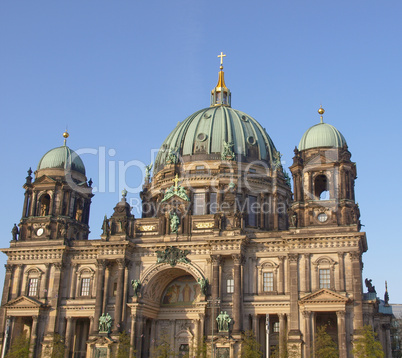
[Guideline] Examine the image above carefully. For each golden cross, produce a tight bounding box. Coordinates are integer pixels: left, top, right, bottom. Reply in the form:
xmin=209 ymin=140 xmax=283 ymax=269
xmin=173 ymin=174 xmax=180 ymax=192
xmin=218 ymin=52 xmax=226 ymax=65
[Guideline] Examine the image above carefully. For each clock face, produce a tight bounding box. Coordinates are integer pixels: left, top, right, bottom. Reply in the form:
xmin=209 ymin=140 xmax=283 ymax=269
xmin=37 ymin=228 xmax=44 ymax=236
xmin=317 ymin=213 xmax=328 ymax=223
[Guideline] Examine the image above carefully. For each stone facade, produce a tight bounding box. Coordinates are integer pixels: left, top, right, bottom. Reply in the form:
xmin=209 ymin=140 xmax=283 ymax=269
xmin=0 ymin=68 xmax=393 ymax=358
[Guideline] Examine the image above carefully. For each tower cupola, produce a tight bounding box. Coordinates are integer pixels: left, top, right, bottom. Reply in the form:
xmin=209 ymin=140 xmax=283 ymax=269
xmin=210 ymin=52 xmax=231 ymax=107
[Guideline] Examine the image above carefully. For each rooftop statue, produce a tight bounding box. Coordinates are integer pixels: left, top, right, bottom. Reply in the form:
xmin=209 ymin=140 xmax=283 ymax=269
xmin=216 ymin=311 xmax=231 ymax=332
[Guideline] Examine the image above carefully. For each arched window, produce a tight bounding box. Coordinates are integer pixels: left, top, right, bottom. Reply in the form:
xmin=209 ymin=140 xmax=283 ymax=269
xmin=39 ymin=194 xmax=50 ymax=216
xmin=314 ymin=175 xmax=329 ymax=200
xmin=25 ymin=268 xmax=43 ymax=298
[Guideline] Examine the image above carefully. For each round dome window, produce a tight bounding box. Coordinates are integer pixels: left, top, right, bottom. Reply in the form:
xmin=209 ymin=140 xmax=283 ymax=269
xmin=197 ymin=133 xmax=208 ymax=142
xmin=247 ymin=136 xmax=256 ymax=145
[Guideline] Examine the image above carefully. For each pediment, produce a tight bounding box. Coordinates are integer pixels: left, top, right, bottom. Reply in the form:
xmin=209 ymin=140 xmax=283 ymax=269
xmin=305 ymin=153 xmax=337 ymax=167
xmin=33 ymin=175 xmax=57 ymax=184
xmin=4 ymin=296 xmax=46 ymax=309
xmin=299 ymin=289 xmax=349 ymax=305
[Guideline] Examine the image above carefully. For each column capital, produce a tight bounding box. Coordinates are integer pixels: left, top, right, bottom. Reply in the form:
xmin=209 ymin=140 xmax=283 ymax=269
xmin=288 ymin=253 xmax=298 ymax=263
xmin=302 ymin=311 xmax=311 ymax=318
xmin=349 ymin=251 xmax=361 ymax=261
xmin=211 ymin=255 xmax=222 ymax=266
xmin=303 ymin=253 xmax=310 ymax=259
xmin=278 ymin=256 xmax=286 ymax=263
xmin=232 ymin=254 xmax=245 ymax=266
xmin=5 ymin=264 xmax=13 ymax=273
xmin=53 ymin=262 xmax=63 ymax=271
xmin=336 ymin=311 xmax=346 ymax=318
xmin=116 ymin=258 xmax=127 ymax=269
xmin=96 ymin=259 xmax=107 ymax=269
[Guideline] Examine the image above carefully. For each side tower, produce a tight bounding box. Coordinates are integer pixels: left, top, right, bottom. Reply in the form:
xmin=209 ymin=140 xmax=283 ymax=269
xmin=289 ymin=107 xmax=360 ymax=229
xmin=0 ymin=132 xmax=93 ymax=357
xmin=18 ymin=131 xmax=93 ymax=241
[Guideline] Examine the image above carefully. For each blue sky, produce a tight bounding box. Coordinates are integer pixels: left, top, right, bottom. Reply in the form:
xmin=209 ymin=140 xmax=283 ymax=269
xmin=1 ymin=1 xmax=401 ymax=302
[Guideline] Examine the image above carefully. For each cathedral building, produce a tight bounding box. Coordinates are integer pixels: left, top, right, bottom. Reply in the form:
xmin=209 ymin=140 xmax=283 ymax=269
xmin=0 ymin=57 xmax=393 ymax=358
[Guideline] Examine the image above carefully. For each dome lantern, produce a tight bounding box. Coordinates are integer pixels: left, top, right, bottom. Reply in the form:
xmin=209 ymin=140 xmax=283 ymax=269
xmin=210 ymin=52 xmax=231 ymax=107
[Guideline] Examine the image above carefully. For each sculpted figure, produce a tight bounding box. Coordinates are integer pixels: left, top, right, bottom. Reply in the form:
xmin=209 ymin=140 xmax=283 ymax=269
xmin=11 ymin=224 xmax=19 ymax=241
xmin=170 ymin=211 xmax=180 ymax=234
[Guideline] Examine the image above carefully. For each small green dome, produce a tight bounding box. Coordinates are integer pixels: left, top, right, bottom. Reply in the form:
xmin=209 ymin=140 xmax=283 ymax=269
xmin=37 ymin=145 xmax=86 ymax=175
xmin=154 ymin=106 xmax=278 ymax=173
xmin=298 ymin=122 xmax=347 ymax=151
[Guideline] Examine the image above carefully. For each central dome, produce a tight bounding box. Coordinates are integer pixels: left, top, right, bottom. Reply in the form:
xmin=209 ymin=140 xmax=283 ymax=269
xmin=37 ymin=145 xmax=86 ymax=175
xmin=154 ymin=65 xmax=278 ymax=173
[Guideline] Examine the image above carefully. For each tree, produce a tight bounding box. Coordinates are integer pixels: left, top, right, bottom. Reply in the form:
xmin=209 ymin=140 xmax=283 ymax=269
xmin=314 ymin=325 xmax=339 ymax=358
xmin=5 ymin=332 xmax=30 ymax=358
xmin=241 ymin=330 xmax=262 ymax=358
xmin=193 ymin=339 xmax=208 ymax=358
xmin=152 ymin=333 xmax=176 ymax=358
xmin=117 ymin=331 xmax=131 ymax=358
xmin=352 ymin=325 xmax=384 ymax=358
xmin=50 ymin=334 xmax=66 ymax=358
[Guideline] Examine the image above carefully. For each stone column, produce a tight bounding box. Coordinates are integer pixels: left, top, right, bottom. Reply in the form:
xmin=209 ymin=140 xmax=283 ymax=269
xmin=102 ymin=264 xmax=111 ymax=313
xmin=288 ymin=254 xmax=299 ymax=331
xmin=253 ymin=315 xmax=259 ymax=344
xmin=273 ymin=193 xmax=279 ymax=230
xmin=194 ymin=318 xmax=199 ymax=352
xmin=350 ymin=252 xmax=363 ymax=331
xmin=232 ymin=254 xmax=243 ymax=333
xmin=338 ymin=252 xmax=345 ymax=291
xmin=304 ymin=254 xmax=310 ymax=293
xmin=136 ymin=315 xmax=144 ymax=357
xmin=69 ymin=264 xmax=78 ymax=299
xmin=199 ymin=313 xmax=205 ymax=342
xmin=130 ymin=314 xmax=137 ymax=357
xmin=64 ymin=317 xmax=73 ymax=358
xmin=93 ymin=260 xmax=106 ymax=334
xmin=211 ymin=255 xmax=221 ymax=299
xmin=150 ymin=320 xmax=157 ymax=353
xmin=41 ymin=263 xmax=50 ymax=300
xmin=28 ymin=315 xmax=39 ymax=358
xmin=278 ymin=313 xmax=286 ymax=358
xmin=278 ymin=257 xmax=285 ymax=295
xmin=1 ymin=265 xmax=13 ymax=305
xmin=169 ymin=319 xmax=175 ymax=351
xmin=10 ymin=265 xmax=22 ymax=300
xmin=303 ymin=311 xmax=312 ymax=358
xmin=337 ymin=311 xmax=347 ymax=358
xmin=114 ymin=259 xmax=126 ymax=331
xmin=260 ymin=193 xmax=265 ymax=229
xmin=122 ymin=263 xmax=130 ymax=326
xmin=47 ymin=263 xmax=63 ymax=335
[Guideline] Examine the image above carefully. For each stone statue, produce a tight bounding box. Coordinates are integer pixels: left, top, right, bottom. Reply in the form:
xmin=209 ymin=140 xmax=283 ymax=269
xmin=283 ymin=171 xmax=292 ymax=187
xmin=176 ymin=185 xmax=190 ymax=201
xmin=384 ymin=281 xmax=389 ymax=305
xmin=41 ymin=203 xmax=48 ymax=216
xmin=170 ymin=211 xmax=180 ymax=234
xmin=131 ymin=279 xmax=142 ymax=297
xmin=156 ymin=246 xmax=191 ymax=266
xmin=99 ymin=313 xmax=112 ymax=333
xmin=197 ymin=278 xmax=209 ymax=295
xmin=145 ymin=163 xmax=153 ymax=181
xmin=273 ymin=150 xmax=282 ymax=170
xmin=166 ymin=149 xmax=178 ymax=164
xmin=11 ymin=224 xmax=19 ymax=241
xmin=161 ymin=186 xmax=175 ymax=203
xmin=221 ymin=141 xmax=235 ymax=161
xmin=101 ymin=215 xmax=110 ymax=237
xmin=234 ymin=211 xmax=242 ymax=228
xmin=216 ymin=311 xmax=231 ymax=332
xmin=365 ymin=278 xmax=376 ymax=293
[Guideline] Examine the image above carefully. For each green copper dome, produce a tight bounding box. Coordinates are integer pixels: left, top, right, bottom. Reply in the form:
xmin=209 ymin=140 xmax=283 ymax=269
xmin=154 ymin=106 xmax=278 ymax=173
xmin=37 ymin=145 xmax=86 ymax=175
xmin=298 ymin=122 xmax=347 ymax=151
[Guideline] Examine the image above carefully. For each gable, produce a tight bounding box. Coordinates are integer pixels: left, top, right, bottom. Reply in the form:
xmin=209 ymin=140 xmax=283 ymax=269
xmin=4 ymin=295 xmax=45 ymax=309
xmin=299 ymin=289 xmax=350 ymax=305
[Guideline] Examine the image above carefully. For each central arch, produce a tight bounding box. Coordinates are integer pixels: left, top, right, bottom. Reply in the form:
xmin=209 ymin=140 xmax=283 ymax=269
xmin=141 ymin=262 xmax=205 ymax=304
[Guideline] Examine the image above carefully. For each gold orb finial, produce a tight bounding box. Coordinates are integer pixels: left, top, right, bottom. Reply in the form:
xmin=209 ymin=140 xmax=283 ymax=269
xmin=318 ymin=106 xmax=325 ymax=123
xmin=63 ymin=130 xmax=69 ymax=139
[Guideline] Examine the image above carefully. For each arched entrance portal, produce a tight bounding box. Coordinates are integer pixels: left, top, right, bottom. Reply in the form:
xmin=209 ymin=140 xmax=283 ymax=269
xmin=134 ymin=264 xmax=207 ymax=358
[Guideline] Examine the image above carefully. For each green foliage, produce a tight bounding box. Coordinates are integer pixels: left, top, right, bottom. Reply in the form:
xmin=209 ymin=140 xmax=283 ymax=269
xmin=271 ymin=333 xmax=287 ymax=358
xmin=193 ymin=340 xmax=209 ymax=358
xmin=241 ymin=330 xmax=262 ymax=358
xmin=314 ymin=325 xmax=339 ymax=358
xmin=117 ymin=331 xmax=132 ymax=358
xmin=5 ymin=332 xmax=30 ymax=358
xmin=152 ymin=333 xmax=176 ymax=358
xmin=352 ymin=325 xmax=384 ymax=358
xmin=51 ymin=334 xmax=66 ymax=358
